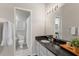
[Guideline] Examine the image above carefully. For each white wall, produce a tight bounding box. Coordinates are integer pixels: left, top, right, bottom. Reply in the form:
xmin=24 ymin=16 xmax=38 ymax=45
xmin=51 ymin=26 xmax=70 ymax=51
xmin=61 ymin=4 xmax=79 ymax=41
xmin=45 ymin=3 xmax=56 ymax=35
xmin=0 ymin=3 xmax=46 ymax=55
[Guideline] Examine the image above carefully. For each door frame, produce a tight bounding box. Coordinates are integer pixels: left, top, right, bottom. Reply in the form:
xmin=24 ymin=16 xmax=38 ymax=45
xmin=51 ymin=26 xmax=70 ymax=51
xmin=14 ymin=7 xmax=32 ymax=55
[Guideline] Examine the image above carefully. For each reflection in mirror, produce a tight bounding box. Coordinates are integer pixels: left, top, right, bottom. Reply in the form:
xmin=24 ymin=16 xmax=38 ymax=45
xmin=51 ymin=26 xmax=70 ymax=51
xmin=54 ymin=17 xmax=62 ymax=39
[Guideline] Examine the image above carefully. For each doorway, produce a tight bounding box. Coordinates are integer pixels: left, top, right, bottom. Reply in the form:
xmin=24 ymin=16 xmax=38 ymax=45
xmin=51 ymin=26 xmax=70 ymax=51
xmin=14 ymin=7 xmax=32 ymax=56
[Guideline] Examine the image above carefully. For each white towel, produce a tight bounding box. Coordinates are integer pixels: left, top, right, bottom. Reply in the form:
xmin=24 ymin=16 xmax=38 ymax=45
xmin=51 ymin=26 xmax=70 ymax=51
xmin=71 ymin=26 xmax=76 ymax=35
xmin=7 ymin=21 xmax=13 ymax=46
xmin=1 ymin=22 xmax=8 ymax=46
xmin=77 ymin=27 xmax=79 ymax=36
xmin=1 ymin=21 xmax=13 ymax=46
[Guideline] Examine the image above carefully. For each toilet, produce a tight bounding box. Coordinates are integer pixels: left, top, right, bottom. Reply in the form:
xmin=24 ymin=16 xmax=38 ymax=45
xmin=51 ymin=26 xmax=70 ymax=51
xmin=17 ymin=35 xmax=24 ymax=48
xmin=18 ymin=39 xmax=24 ymax=48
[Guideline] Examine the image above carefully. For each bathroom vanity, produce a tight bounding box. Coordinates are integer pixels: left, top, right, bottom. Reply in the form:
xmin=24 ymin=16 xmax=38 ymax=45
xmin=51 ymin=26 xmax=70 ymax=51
xmin=35 ymin=36 xmax=76 ymax=56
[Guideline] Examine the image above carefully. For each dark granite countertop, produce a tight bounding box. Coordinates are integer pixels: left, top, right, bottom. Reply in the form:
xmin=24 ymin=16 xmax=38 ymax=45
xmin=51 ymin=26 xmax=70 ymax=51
xmin=35 ymin=36 xmax=76 ymax=56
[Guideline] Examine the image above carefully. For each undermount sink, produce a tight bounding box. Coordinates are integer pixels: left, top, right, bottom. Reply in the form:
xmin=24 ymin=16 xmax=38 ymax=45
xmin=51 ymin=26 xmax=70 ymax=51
xmin=41 ymin=40 xmax=50 ymax=43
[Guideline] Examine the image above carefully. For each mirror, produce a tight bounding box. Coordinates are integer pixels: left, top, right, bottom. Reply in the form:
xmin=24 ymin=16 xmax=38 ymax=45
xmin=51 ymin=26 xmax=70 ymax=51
xmin=45 ymin=4 xmax=63 ymax=39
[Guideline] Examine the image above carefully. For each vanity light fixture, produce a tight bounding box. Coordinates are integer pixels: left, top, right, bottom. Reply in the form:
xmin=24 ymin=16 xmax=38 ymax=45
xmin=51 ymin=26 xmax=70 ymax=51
xmin=46 ymin=3 xmax=63 ymax=15
xmin=54 ymin=4 xmax=59 ymax=11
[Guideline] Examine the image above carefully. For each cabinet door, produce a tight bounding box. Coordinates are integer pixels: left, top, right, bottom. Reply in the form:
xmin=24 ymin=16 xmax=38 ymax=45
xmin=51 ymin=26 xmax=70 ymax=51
xmin=36 ymin=41 xmax=40 ymax=56
xmin=39 ymin=44 xmax=47 ymax=56
xmin=36 ymin=41 xmax=55 ymax=56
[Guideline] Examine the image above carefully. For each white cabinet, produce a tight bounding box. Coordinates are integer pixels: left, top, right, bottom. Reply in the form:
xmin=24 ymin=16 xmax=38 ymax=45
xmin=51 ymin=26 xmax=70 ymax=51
xmin=36 ymin=41 xmax=40 ymax=56
xmin=36 ymin=41 xmax=55 ymax=56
